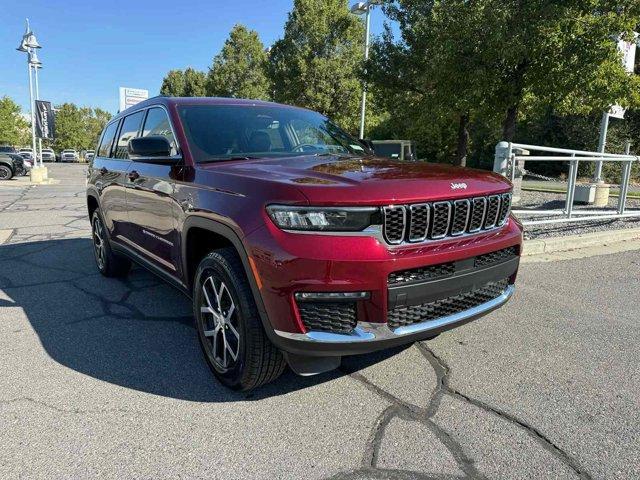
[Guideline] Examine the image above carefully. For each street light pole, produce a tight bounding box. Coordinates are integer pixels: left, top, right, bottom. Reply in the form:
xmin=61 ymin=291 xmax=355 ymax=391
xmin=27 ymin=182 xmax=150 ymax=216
xmin=351 ymin=1 xmax=381 ymax=140
xmin=17 ymin=19 xmax=45 ymax=179
xmin=593 ymin=111 xmax=609 ymax=183
xmin=27 ymin=55 xmax=38 ymax=168
xmin=358 ymin=5 xmax=371 ymax=140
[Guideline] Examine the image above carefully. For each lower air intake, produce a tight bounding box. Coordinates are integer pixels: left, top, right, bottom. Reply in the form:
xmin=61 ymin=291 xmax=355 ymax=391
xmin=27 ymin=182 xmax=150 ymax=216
xmin=387 ymin=279 xmax=509 ymax=329
xmin=298 ymin=301 xmax=357 ymax=334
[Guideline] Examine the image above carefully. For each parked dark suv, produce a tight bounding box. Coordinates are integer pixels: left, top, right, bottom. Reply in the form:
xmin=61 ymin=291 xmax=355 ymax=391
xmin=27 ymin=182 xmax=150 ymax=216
xmin=87 ymin=97 xmax=522 ymax=390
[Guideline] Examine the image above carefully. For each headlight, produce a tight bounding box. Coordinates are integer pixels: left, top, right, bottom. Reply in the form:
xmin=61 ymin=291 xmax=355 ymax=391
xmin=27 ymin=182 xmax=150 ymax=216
xmin=266 ymin=205 xmax=380 ymax=232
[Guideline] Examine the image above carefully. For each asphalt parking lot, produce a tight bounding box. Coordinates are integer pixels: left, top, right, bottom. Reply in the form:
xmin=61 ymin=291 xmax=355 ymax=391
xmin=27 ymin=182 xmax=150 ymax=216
xmin=1 ymin=164 xmax=639 ymax=479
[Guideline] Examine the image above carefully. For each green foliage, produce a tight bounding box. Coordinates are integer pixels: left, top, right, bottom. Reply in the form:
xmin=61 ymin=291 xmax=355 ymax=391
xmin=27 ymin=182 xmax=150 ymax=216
xmin=160 ymin=68 xmax=207 ymax=96
xmin=207 ymin=24 xmax=270 ymax=100
xmin=54 ymin=103 xmax=112 ymax=151
xmin=0 ymin=96 xmax=30 ymax=146
xmin=268 ymin=0 xmax=365 ymax=133
xmin=160 ymin=70 xmax=186 ymax=96
xmin=368 ymin=0 xmax=640 ymax=164
xmin=183 ymin=68 xmax=207 ymax=96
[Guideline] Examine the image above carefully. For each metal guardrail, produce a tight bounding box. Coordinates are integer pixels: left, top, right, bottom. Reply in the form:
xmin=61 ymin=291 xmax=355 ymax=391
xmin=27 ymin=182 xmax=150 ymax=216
xmin=494 ymin=141 xmax=640 ymax=226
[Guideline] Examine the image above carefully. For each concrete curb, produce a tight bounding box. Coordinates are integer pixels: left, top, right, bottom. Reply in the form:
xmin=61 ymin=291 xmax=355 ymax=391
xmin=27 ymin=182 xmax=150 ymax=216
xmin=523 ymin=228 xmax=640 ymax=256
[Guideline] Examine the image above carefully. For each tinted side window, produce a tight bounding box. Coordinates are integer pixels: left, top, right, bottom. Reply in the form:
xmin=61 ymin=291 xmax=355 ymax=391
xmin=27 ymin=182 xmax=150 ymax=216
xmin=114 ymin=111 xmax=145 ymax=159
xmin=142 ymin=108 xmax=178 ymax=155
xmin=97 ymin=121 xmax=119 ymax=158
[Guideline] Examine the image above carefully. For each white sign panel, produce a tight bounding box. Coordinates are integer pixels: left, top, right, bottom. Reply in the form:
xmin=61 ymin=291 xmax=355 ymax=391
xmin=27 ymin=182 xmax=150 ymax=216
xmin=119 ymin=87 xmax=149 ymax=112
xmin=609 ymin=33 xmax=637 ymax=119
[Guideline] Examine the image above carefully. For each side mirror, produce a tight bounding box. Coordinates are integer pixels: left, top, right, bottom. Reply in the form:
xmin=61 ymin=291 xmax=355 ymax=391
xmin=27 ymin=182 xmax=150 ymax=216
xmin=128 ymin=136 xmax=177 ymax=162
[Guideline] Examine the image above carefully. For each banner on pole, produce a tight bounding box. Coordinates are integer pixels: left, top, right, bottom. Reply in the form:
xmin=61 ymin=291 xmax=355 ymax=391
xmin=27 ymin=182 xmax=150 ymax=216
xmin=35 ymin=100 xmax=55 ymax=139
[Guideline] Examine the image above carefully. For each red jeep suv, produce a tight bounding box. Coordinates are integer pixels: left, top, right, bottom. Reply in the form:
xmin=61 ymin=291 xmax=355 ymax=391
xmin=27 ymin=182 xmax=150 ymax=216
xmin=87 ymin=97 xmax=522 ymax=390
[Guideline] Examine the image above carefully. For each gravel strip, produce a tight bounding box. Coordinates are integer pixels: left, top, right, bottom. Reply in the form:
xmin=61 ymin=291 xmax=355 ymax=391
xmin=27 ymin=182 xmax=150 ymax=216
xmin=515 ymin=190 xmax=640 ymax=240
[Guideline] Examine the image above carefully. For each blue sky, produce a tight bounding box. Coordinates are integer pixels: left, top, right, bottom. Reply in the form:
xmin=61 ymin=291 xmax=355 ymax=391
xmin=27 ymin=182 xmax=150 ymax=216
xmin=0 ymin=0 xmax=389 ymax=114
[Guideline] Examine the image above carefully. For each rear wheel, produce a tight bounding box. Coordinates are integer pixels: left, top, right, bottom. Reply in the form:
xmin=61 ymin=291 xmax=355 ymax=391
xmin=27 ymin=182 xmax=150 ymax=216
xmin=0 ymin=165 xmax=13 ymax=181
xmin=193 ymin=248 xmax=286 ymax=391
xmin=91 ymin=211 xmax=131 ymax=277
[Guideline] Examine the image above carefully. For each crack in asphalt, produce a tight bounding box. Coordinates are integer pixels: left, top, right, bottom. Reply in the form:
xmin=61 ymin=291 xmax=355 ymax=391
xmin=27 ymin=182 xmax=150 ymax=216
xmin=329 ymin=341 xmax=593 ymax=480
xmin=417 ymin=343 xmax=593 ymax=480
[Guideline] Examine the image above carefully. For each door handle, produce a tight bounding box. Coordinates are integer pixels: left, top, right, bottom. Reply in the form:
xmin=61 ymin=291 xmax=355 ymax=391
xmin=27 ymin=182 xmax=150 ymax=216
xmin=128 ymin=170 xmax=140 ymax=181
xmin=99 ymin=167 xmax=108 ymax=175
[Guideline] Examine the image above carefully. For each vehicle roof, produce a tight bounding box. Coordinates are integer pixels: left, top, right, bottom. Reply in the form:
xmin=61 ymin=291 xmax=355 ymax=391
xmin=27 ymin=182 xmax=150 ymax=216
xmin=112 ymin=96 xmax=310 ymax=122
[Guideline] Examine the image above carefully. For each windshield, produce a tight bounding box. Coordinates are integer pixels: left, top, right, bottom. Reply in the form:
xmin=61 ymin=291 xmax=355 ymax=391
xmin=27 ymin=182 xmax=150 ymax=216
xmin=178 ymin=104 xmax=366 ymax=163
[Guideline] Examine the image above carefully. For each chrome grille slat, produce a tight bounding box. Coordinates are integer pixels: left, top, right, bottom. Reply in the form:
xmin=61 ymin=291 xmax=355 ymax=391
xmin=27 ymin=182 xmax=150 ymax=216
xmin=381 ymin=192 xmax=511 ymax=246
xmin=430 ymin=202 xmax=452 ymax=239
xmin=468 ymin=197 xmax=487 ymax=232
xmin=383 ymin=206 xmax=406 ymax=245
xmin=483 ymin=195 xmax=501 ymax=229
xmin=498 ymin=193 xmax=512 ymax=226
xmin=451 ymin=199 xmax=471 ymax=236
xmin=408 ymin=203 xmax=430 ymax=242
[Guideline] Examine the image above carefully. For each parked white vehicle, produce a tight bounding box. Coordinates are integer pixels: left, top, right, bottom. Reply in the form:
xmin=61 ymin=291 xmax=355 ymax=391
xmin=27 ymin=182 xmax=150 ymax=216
xmin=42 ymin=148 xmax=56 ymax=162
xmin=18 ymin=147 xmax=34 ymax=161
xmin=60 ymin=149 xmax=79 ymax=162
xmin=85 ymin=150 xmax=95 ymax=162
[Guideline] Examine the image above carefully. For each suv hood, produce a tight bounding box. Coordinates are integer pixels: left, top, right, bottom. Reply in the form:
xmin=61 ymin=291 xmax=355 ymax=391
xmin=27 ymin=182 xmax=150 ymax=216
xmin=204 ymin=155 xmax=511 ymax=205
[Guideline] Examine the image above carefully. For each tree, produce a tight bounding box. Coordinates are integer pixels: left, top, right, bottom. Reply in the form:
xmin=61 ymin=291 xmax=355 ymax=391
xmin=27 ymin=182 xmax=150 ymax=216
xmin=207 ymin=24 xmax=270 ymax=100
xmin=0 ymin=96 xmax=29 ymax=146
xmin=268 ymin=0 xmax=365 ymax=133
xmin=53 ymin=104 xmax=111 ymax=151
xmin=482 ymin=0 xmax=640 ymax=141
xmin=160 ymin=70 xmax=186 ymax=96
xmin=160 ymin=67 xmax=206 ymax=97
xmin=183 ymin=67 xmax=207 ymax=96
xmin=369 ymin=0 xmax=640 ymax=163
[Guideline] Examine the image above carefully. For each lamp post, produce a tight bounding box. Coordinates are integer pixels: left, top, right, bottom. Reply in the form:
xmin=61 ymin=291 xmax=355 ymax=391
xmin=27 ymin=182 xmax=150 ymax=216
xmin=350 ymin=1 xmax=382 ymax=140
xmin=16 ymin=19 xmax=45 ymax=175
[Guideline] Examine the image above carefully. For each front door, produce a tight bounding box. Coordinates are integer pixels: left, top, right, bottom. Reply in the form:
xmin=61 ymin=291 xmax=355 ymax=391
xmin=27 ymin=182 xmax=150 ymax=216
xmin=124 ymin=107 xmax=181 ymax=275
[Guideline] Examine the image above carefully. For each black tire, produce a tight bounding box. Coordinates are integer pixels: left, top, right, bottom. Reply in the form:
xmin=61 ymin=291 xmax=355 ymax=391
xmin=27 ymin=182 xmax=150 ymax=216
xmin=91 ymin=211 xmax=131 ymax=277
xmin=0 ymin=165 xmax=13 ymax=181
xmin=193 ymin=248 xmax=286 ymax=391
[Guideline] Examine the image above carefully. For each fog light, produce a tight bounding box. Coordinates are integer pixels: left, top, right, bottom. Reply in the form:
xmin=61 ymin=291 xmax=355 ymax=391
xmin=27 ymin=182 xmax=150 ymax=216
xmin=295 ymin=291 xmax=370 ymax=302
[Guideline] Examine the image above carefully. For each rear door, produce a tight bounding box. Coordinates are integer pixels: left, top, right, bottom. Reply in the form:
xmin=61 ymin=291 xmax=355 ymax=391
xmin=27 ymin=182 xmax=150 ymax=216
xmin=124 ymin=107 xmax=181 ymax=274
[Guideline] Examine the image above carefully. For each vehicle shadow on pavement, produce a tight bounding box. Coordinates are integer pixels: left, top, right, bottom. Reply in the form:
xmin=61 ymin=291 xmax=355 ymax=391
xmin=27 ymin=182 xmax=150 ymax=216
xmin=0 ymin=238 xmax=401 ymax=401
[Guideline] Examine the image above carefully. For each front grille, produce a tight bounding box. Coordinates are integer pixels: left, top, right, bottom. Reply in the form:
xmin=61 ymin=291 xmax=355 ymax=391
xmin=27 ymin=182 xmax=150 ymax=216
xmin=382 ymin=193 xmax=511 ymax=245
xmin=383 ymin=206 xmax=406 ymax=244
xmin=408 ymin=204 xmax=429 ymax=241
xmin=298 ymin=301 xmax=357 ymax=334
xmin=484 ymin=195 xmax=501 ymax=228
xmin=431 ymin=202 xmax=451 ymax=238
xmin=474 ymin=246 xmax=518 ymax=268
xmin=387 ymin=279 xmax=509 ymax=329
xmin=388 ymin=262 xmax=455 ymax=285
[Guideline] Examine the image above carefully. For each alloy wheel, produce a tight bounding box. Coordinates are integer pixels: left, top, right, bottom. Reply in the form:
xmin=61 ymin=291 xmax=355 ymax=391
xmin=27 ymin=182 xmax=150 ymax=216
xmin=200 ymin=275 xmax=240 ymax=371
xmin=92 ymin=216 xmax=107 ymax=270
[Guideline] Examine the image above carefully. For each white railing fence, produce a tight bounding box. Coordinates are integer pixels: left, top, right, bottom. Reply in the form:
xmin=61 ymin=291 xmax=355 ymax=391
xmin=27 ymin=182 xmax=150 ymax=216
xmin=493 ymin=141 xmax=640 ymax=226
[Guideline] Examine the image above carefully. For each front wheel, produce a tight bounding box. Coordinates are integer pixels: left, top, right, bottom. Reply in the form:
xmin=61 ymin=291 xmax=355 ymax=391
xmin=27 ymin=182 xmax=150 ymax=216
xmin=193 ymin=248 xmax=286 ymax=391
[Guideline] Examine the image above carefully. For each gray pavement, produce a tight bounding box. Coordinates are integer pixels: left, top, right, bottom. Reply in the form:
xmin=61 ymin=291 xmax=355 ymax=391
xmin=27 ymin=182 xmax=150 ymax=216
xmin=1 ymin=164 xmax=639 ymax=479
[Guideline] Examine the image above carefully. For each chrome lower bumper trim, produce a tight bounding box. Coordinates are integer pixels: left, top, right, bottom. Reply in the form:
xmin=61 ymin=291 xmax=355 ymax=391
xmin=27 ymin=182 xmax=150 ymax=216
xmin=274 ymin=285 xmax=515 ymax=344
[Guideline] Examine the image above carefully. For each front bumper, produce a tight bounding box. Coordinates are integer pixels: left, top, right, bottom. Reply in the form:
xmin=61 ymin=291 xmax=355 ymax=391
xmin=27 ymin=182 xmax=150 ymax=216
xmin=246 ymin=216 xmax=522 ymax=356
xmin=274 ymin=284 xmax=514 ymax=356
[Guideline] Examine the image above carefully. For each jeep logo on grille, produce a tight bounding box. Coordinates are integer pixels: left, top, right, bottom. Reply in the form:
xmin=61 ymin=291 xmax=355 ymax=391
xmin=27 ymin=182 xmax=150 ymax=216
xmin=450 ymin=182 xmax=468 ymax=190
